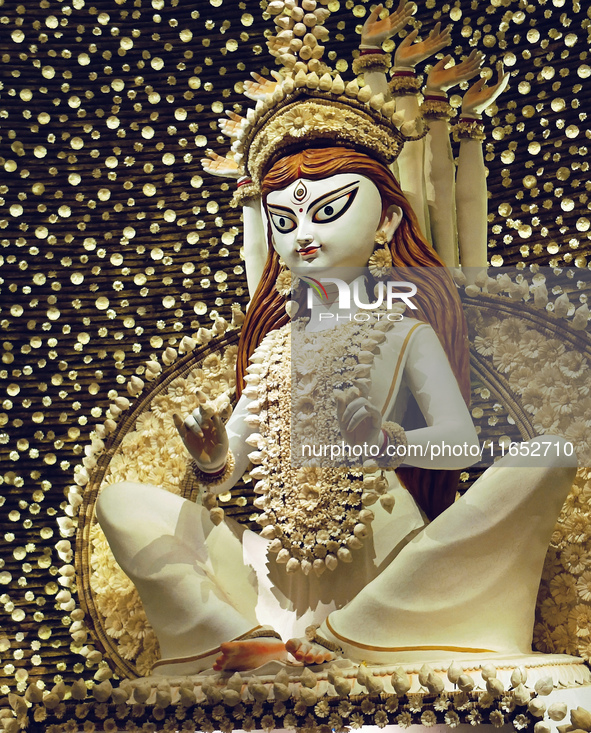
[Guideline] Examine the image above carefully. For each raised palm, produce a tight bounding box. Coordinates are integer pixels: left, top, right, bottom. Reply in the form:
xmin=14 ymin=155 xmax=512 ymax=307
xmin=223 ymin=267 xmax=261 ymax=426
xmin=243 ymin=71 xmax=280 ymax=101
xmin=218 ymin=111 xmax=246 ymax=139
xmin=425 ymin=49 xmax=484 ymax=93
xmin=394 ymin=22 xmax=451 ymax=67
xmin=361 ymin=0 xmax=415 ymax=47
xmin=201 ymin=150 xmax=243 ymax=179
xmin=462 ymin=62 xmax=510 ymax=116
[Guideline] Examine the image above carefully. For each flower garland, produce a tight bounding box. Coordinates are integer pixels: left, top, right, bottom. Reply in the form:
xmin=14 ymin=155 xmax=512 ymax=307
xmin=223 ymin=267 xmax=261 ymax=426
xmin=246 ymin=318 xmax=397 ymax=575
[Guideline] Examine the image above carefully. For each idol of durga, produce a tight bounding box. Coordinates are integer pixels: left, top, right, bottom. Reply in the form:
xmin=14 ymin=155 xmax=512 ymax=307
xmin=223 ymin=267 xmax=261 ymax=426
xmin=96 ymin=0 xmax=577 ymax=676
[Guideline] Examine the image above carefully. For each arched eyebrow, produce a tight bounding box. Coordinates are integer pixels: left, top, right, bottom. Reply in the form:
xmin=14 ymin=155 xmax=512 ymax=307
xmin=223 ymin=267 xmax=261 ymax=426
xmin=266 ymin=202 xmax=295 ymax=215
xmin=307 ymin=180 xmax=360 ymax=213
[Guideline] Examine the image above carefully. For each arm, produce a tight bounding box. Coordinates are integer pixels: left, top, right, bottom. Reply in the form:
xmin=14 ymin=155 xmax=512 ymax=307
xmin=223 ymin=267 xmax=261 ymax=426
xmin=202 ymin=150 xmax=267 ymax=299
xmin=392 ymin=24 xmax=452 ymax=240
xmin=232 ymin=72 xmax=285 ymax=296
xmin=242 ymin=197 xmax=267 ymax=299
xmin=400 ymin=325 xmax=478 ymax=469
xmin=337 ymin=325 xmax=478 ymax=470
xmin=456 ymin=63 xmax=509 ymax=270
xmin=394 ymin=92 xmax=427 ymax=238
xmin=422 ymin=51 xmax=483 ymax=266
xmin=456 ymin=133 xmax=487 ymax=270
xmin=423 ymin=116 xmax=457 ymax=264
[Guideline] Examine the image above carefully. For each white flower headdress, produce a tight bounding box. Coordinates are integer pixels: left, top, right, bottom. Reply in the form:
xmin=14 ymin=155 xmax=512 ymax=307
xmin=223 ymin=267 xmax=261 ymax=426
xmin=218 ymin=0 xmax=426 ymax=189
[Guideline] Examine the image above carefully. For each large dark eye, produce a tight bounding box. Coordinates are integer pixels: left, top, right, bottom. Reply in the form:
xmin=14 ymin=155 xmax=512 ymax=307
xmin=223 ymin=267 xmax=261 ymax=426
xmin=270 ymin=212 xmax=297 ymax=233
xmin=312 ymin=188 xmax=358 ymax=224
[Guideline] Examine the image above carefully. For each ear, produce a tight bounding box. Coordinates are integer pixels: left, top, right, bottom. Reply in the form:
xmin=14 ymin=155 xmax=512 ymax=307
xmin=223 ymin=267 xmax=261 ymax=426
xmin=379 ymin=204 xmax=403 ymax=241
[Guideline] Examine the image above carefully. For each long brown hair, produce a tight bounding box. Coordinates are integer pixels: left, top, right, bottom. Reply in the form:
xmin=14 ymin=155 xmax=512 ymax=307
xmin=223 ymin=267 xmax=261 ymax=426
xmin=236 ymin=147 xmax=470 ymax=520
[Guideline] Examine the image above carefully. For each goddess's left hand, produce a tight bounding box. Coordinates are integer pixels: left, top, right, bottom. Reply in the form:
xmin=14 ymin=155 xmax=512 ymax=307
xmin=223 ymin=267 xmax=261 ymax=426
xmin=394 ymin=22 xmax=451 ymax=68
xmin=425 ymin=49 xmax=483 ymax=93
xmin=461 ymin=62 xmax=510 ymax=117
xmin=361 ymin=1 xmax=415 ymax=48
xmin=335 ymin=388 xmax=383 ymax=451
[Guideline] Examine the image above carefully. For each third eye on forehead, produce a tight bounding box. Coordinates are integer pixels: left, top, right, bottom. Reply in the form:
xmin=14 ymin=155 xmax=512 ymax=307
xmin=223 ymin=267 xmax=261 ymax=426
xmin=292 ymin=181 xmax=309 ymax=205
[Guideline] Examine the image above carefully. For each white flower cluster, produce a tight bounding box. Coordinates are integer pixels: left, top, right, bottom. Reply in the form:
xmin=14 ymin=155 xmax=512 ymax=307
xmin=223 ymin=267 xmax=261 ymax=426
xmin=468 ymin=307 xmax=591 ymax=659
xmin=471 ymin=311 xmax=590 ymax=464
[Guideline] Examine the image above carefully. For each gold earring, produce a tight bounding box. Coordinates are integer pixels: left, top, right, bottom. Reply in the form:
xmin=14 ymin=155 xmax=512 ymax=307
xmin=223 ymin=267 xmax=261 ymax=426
xmin=275 ymin=262 xmax=300 ymax=297
xmin=368 ymin=231 xmax=393 ymax=278
xmin=275 ymin=266 xmax=293 ymax=297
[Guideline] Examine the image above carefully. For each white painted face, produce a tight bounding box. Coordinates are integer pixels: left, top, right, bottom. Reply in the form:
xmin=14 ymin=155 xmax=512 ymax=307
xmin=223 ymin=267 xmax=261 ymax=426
xmin=266 ymin=173 xmax=384 ymax=273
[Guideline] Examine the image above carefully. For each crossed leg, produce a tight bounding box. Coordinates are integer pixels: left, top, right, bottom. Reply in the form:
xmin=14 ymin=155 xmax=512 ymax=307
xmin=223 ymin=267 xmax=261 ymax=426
xmin=97 ymin=442 xmax=575 ymax=672
xmin=321 ymin=441 xmax=577 ymax=662
xmin=97 ymin=481 xmax=286 ymax=673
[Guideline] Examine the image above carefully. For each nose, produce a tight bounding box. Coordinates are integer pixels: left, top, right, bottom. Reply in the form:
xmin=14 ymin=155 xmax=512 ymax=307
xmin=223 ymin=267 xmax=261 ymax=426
xmin=296 ymin=219 xmax=314 ymax=246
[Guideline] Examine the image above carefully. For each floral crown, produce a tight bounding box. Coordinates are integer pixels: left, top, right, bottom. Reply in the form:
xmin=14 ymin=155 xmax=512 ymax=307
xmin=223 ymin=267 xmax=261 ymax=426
xmin=220 ymin=0 xmax=425 ymax=190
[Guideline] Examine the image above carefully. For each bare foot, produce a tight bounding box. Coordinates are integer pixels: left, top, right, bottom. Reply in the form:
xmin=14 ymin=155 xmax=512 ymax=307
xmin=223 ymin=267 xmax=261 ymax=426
xmin=286 ymin=637 xmax=335 ymax=665
xmin=213 ymin=637 xmax=287 ymax=671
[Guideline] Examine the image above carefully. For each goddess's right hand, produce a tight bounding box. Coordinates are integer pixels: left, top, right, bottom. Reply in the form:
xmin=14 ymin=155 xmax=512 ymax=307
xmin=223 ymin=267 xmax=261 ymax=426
xmin=461 ymin=62 xmax=510 ymax=117
xmin=200 ymin=150 xmax=243 ymax=179
xmin=174 ymin=397 xmax=229 ymax=474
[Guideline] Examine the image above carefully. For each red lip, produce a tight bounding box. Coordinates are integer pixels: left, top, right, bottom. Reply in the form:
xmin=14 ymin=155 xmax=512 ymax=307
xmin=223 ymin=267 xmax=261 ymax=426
xmin=297 ymin=245 xmax=320 ymax=257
